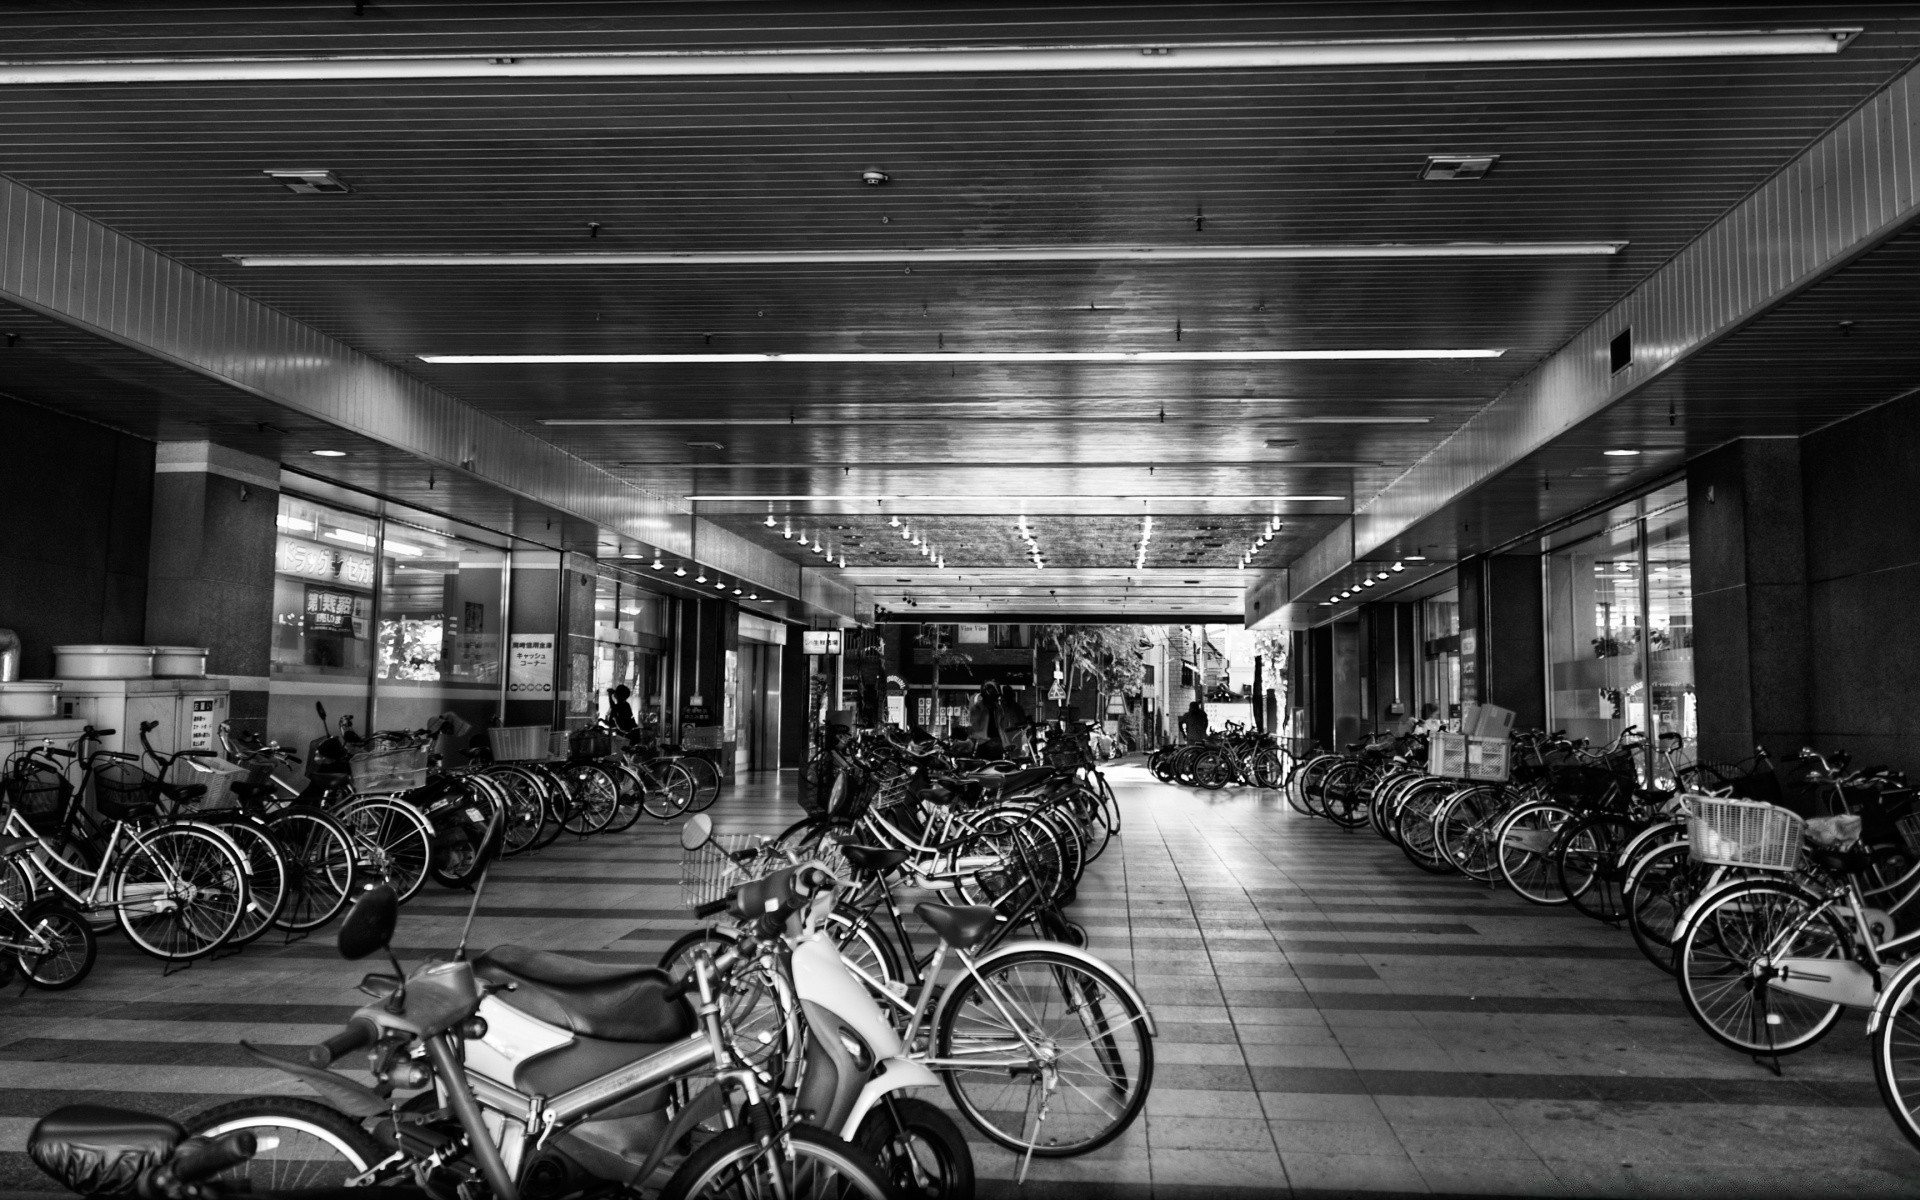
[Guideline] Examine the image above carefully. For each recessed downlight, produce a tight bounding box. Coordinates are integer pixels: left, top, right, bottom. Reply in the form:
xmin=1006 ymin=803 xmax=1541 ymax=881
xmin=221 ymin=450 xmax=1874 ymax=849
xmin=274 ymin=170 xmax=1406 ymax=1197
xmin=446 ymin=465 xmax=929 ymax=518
xmin=310 ymin=449 xmax=348 ymax=457
xmin=1603 ymin=448 xmax=1642 ymax=456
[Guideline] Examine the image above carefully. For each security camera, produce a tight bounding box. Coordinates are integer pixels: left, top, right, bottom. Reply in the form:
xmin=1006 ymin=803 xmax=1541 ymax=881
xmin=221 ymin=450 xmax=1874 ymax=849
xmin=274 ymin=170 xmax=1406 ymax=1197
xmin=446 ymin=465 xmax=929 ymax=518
xmin=861 ymin=168 xmax=890 ymax=186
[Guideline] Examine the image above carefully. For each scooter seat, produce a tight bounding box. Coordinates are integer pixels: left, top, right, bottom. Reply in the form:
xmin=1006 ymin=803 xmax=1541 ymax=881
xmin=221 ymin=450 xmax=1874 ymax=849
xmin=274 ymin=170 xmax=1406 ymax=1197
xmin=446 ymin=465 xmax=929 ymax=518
xmin=914 ymin=902 xmax=1001 ymax=952
xmin=474 ymin=945 xmax=694 ymax=1043
xmin=29 ymin=1105 xmax=183 ymax=1197
xmin=842 ymin=844 xmax=913 ymax=875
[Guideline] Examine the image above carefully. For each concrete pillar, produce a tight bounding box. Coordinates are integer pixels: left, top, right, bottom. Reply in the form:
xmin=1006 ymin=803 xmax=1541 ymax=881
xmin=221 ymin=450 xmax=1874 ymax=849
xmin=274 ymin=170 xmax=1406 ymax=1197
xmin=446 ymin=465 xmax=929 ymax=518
xmin=1688 ymin=439 xmax=1810 ymax=764
xmin=504 ymin=552 xmax=561 ymax=729
xmin=1458 ymin=553 xmax=1547 ymax=729
xmin=145 ymin=442 xmax=278 ymax=731
xmin=675 ymin=596 xmax=739 ymax=782
xmin=1331 ymin=620 xmax=1362 ymax=750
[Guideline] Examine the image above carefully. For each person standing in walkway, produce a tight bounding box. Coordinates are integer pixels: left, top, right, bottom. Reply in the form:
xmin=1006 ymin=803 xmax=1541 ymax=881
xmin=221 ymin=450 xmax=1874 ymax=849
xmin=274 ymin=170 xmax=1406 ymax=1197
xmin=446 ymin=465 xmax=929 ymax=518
xmin=1181 ymin=699 xmax=1210 ymax=743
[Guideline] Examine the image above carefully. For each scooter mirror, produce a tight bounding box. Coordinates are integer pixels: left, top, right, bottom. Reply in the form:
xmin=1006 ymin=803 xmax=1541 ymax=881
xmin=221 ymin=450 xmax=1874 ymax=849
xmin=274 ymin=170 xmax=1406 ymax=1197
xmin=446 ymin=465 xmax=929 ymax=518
xmin=680 ymin=813 xmax=714 ymax=852
xmin=338 ymin=884 xmax=399 ymax=961
xmin=315 ymin=702 xmax=329 ymax=725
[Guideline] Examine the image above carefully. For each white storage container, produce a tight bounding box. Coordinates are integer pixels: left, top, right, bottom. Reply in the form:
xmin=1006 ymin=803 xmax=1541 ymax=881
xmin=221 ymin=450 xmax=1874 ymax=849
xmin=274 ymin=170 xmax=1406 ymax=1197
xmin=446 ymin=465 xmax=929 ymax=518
xmin=151 ymin=646 xmax=210 ymax=678
xmin=53 ymin=644 xmax=155 ymax=680
xmin=0 ymin=680 xmax=62 ymax=719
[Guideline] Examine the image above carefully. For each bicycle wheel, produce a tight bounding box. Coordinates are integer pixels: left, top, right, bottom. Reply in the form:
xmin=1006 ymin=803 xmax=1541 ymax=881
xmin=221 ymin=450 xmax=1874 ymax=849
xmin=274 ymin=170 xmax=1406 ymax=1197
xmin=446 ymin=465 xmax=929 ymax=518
xmin=528 ymin=766 xmax=571 ymax=849
xmin=1322 ymin=763 xmax=1371 ymax=830
xmin=1559 ymin=814 xmax=1634 ymax=923
xmin=935 ymin=947 xmax=1153 ymax=1157
xmin=1395 ymin=785 xmax=1452 ymax=874
xmin=427 ymin=782 xmax=500 ymax=889
xmin=658 ymin=927 xmax=797 ymax=1082
xmin=214 ymin=818 xmax=289 ymax=947
xmin=856 ymin=1095 xmax=974 ymax=1200
xmin=660 ymin=1122 xmax=890 ymax=1200
xmin=1495 ymin=803 xmax=1575 ymax=905
xmin=561 ymin=763 xmax=620 ymax=835
xmin=1675 ymin=878 xmax=1848 ymax=1056
xmin=336 ymin=798 xmax=432 ymax=903
xmin=678 ymin=754 xmax=723 ymax=813
xmin=642 ymin=761 xmax=697 ymax=820
xmin=605 ymin=762 xmax=648 ymax=832
xmin=264 ymin=804 xmax=356 ymax=932
xmin=1871 ymin=959 xmax=1920 ymax=1153
xmin=112 ymin=824 xmax=247 ymax=961
xmin=1624 ymin=841 xmax=1711 ymax=975
xmin=187 ymin=1095 xmax=385 ymax=1192
xmin=1191 ymin=749 xmax=1229 ymax=790
xmin=15 ymin=900 xmax=96 ymax=989
xmin=485 ymin=766 xmax=547 ymax=855
xmin=2 ymin=855 xmax=35 ymax=910
xmin=1434 ymin=787 xmax=1505 ymax=882
xmin=824 ymin=906 xmax=906 ymax=998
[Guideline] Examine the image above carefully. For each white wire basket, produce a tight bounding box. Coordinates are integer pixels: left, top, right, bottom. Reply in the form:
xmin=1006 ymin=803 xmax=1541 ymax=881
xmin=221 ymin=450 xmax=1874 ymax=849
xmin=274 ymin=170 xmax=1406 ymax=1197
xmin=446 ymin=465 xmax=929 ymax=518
xmin=1685 ymin=794 xmax=1803 ymax=872
xmin=349 ymin=743 xmax=431 ymax=794
xmin=681 ymin=835 xmax=777 ymax=912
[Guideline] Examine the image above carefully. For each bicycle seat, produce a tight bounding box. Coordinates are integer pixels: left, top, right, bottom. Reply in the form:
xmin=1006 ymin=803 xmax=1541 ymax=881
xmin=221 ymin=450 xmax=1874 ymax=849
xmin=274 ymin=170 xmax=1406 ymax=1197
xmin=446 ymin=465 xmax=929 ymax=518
xmin=842 ymin=844 xmax=913 ymax=875
xmin=473 ymin=946 xmax=694 ymax=1043
xmin=160 ymin=783 xmax=208 ymax=803
xmin=29 ymin=1104 xmax=183 ymax=1197
xmin=988 ymin=766 xmax=1055 ymax=792
xmin=1809 ymin=845 xmax=1877 ymax=876
xmin=914 ymin=902 xmax=1001 ymax=952
xmin=0 ymin=834 xmax=39 ymax=859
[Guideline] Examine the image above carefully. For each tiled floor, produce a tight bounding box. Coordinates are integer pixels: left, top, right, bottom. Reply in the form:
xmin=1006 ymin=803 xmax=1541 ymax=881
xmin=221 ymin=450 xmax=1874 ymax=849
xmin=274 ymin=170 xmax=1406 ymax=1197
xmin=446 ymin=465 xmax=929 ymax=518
xmin=3 ymin=762 xmax=1918 ymax=1198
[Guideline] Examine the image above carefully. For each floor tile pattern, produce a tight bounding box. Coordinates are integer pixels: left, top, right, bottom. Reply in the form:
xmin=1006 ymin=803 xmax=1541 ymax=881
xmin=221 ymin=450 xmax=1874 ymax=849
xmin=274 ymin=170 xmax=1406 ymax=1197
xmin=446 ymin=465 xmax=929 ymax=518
xmin=1 ymin=763 xmax=1916 ymax=1198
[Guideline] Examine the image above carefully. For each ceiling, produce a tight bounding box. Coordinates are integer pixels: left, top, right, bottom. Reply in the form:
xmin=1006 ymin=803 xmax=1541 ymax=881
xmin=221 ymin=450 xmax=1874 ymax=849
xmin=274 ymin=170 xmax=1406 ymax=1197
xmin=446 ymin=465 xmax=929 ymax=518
xmin=2 ymin=3 xmax=1918 ymax=619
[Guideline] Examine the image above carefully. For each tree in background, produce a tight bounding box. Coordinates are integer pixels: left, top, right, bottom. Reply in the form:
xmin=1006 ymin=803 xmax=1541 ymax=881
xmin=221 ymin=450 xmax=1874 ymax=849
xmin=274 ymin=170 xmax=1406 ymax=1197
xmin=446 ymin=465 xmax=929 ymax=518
xmin=1252 ymin=628 xmax=1290 ymax=736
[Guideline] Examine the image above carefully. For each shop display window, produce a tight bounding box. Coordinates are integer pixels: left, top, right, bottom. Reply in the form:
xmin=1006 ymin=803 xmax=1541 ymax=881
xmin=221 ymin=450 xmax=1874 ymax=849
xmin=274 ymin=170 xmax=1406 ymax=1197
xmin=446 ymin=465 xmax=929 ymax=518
xmin=1544 ymin=484 xmax=1692 ymax=781
xmin=1420 ymin=590 xmax=1462 ymax=720
xmin=267 ymin=496 xmax=379 ymax=749
xmin=592 ymin=575 xmax=670 ymax=734
xmin=371 ymin=519 xmax=507 ymax=748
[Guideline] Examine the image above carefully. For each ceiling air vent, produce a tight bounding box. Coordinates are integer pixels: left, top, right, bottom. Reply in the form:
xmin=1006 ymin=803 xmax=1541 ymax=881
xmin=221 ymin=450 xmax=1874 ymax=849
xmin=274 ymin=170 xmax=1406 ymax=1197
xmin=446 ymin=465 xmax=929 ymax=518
xmin=264 ymin=169 xmax=352 ymax=195
xmin=1421 ymin=155 xmax=1498 ymax=181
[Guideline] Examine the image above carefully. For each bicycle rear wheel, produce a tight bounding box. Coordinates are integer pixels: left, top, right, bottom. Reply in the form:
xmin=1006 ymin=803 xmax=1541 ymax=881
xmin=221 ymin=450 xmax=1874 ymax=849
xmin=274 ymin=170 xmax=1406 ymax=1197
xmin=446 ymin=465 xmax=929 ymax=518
xmin=113 ymin=824 xmax=248 ymax=961
xmin=264 ymin=804 xmax=355 ymax=932
xmin=1871 ymin=958 xmax=1920 ymax=1153
xmin=660 ymin=1123 xmax=890 ymax=1200
xmin=1495 ymin=802 xmax=1574 ymax=905
xmin=678 ymin=754 xmax=722 ymax=813
xmin=1559 ymin=814 xmax=1633 ymax=923
xmin=214 ymin=817 xmax=289 ymax=947
xmin=560 ymin=763 xmax=620 ymax=835
xmin=1623 ymin=840 xmax=1710 ymax=974
xmin=336 ymin=798 xmax=432 ymax=903
xmin=15 ymin=900 xmax=96 ymax=989
xmin=641 ymin=761 xmax=696 ymax=820
xmin=935 ymin=947 xmax=1152 ymax=1157
xmin=1675 ymin=878 xmax=1847 ymax=1056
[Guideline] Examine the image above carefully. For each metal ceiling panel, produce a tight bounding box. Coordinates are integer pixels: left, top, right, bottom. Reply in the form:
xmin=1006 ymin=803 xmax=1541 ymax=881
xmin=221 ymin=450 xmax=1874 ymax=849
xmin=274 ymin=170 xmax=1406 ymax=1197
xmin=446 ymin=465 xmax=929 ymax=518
xmin=1278 ymin=52 xmax=1920 ymax=615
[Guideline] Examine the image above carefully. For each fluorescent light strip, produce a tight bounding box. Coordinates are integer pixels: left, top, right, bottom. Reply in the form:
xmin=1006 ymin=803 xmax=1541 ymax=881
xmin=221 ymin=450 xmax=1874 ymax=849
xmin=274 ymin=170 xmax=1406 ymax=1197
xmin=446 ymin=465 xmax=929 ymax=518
xmin=688 ymin=494 xmax=1347 ymax=502
xmin=550 ymin=416 xmax=1429 ymax=426
xmin=234 ymin=242 xmax=1621 ymax=267
xmin=624 ymin=460 xmax=1394 ymax=468
xmin=427 ymin=350 xmax=1499 ymax=364
xmin=0 ymin=31 xmax=1855 ymax=85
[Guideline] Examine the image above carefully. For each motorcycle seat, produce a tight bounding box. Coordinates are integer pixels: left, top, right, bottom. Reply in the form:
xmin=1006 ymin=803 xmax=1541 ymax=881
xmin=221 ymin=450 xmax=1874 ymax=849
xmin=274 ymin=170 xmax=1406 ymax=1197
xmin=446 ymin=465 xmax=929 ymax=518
xmin=914 ymin=902 xmax=1001 ymax=952
xmin=474 ymin=946 xmax=694 ymax=1043
xmin=842 ymin=843 xmax=913 ymax=875
xmin=29 ymin=1104 xmax=183 ymax=1197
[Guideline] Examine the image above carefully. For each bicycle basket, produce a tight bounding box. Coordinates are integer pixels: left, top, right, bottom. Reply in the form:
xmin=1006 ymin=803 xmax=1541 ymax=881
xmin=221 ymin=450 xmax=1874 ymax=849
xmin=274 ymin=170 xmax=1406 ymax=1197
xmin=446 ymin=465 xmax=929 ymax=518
xmin=1685 ymin=795 xmax=1803 ymax=872
xmin=1898 ymin=812 xmax=1920 ymax=859
xmin=568 ymin=726 xmax=614 ymax=760
xmin=681 ymin=835 xmax=771 ymax=911
xmin=349 ymin=743 xmax=430 ymax=793
xmin=3 ymin=763 xmax=69 ymax=833
xmin=91 ymin=755 xmax=158 ymax=819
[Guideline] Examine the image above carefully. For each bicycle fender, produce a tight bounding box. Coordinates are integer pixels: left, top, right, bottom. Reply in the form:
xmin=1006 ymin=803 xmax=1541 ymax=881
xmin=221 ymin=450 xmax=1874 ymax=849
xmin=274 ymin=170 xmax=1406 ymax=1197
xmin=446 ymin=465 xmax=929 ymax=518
xmin=1866 ymin=953 xmax=1920 ymax=1035
xmin=837 ymin=1057 xmax=941 ymax=1141
xmin=1615 ymin=820 xmax=1684 ymax=872
xmin=1671 ymin=870 xmax=1779 ymax=943
xmin=956 ymin=940 xmax=1157 ymax=1037
xmin=237 ymin=1041 xmax=388 ymax=1118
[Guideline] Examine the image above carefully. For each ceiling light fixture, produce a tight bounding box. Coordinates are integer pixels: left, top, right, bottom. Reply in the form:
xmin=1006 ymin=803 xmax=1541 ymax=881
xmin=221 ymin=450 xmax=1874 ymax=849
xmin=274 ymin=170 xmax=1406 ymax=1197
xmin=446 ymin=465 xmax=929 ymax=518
xmin=1603 ymin=448 xmax=1643 ymax=456
xmin=763 ymin=511 xmax=776 ymax=527
xmin=695 ymin=569 xmax=708 ymax=583
xmin=622 ymin=552 xmax=642 ymax=560
xmin=716 ymin=580 xmax=727 ymax=590
xmin=1391 ymin=561 xmax=1405 ymax=572
xmin=684 ymin=493 xmax=1347 ymax=502
xmin=674 ymin=564 xmax=687 ymax=577
xmin=242 ymin=242 xmax=1623 ymax=268
xmin=310 ymin=449 xmax=347 ymax=457
xmin=651 ymin=553 xmax=664 ymax=570
xmin=550 ymin=415 xmax=1429 ymax=427
xmin=425 ymin=349 xmax=1503 ymax=365
xmin=21 ymin=30 xmax=1854 ymax=88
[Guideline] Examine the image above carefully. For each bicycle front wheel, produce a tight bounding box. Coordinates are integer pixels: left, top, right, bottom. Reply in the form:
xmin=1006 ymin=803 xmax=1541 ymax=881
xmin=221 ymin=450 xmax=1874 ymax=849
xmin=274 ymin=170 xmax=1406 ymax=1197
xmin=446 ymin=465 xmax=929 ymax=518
xmin=336 ymin=798 xmax=432 ymax=903
xmin=935 ymin=948 xmax=1153 ymax=1157
xmin=642 ymin=761 xmax=696 ymax=820
xmin=1495 ymin=803 xmax=1574 ymax=905
xmin=1872 ymin=958 xmax=1920 ymax=1153
xmin=660 ymin=1122 xmax=890 ymax=1200
xmin=561 ymin=763 xmax=620 ymax=835
xmin=113 ymin=824 xmax=248 ymax=961
xmin=264 ymin=804 xmax=355 ymax=932
xmin=677 ymin=754 xmax=723 ymax=813
xmin=212 ymin=818 xmax=289 ymax=947
xmin=187 ymin=1095 xmax=385 ymax=1192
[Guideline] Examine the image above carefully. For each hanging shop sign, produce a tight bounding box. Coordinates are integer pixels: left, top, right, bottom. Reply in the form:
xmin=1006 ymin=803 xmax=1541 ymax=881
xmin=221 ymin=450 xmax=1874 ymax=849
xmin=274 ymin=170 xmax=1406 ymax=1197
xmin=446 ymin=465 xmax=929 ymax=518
xmin=957 ymin=624 xmax=990 ymax=644
xmin=507 ymin=635 xmax=554 ymax=697
xmin=276 ymin=535 xmax=375 ymax=588
xmin=303 ymin=585 xmax=358 ymax=634
xmin=801 ymin=630 xmax=843 ymax=655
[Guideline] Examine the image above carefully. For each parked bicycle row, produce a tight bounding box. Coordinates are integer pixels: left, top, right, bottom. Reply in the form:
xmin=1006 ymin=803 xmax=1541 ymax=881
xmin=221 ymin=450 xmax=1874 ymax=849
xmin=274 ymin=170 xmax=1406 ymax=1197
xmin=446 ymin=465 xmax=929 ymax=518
xmin=22 ymin=720 xmax=1148 ymax=1199
xmin=1289 ymin=722 xmax=1920 ymax=1159
xmin=0 ymin=705 xmax=726 ymax=990
xmin=1146 ymin=721 xmax=1291 ymax=789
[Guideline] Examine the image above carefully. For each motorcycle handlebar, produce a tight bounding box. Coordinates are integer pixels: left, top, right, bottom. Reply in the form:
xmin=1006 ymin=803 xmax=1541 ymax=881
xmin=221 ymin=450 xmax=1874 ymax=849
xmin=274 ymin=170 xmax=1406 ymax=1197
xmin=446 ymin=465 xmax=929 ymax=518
xmin=308 ymin=1017 xmax=380 ymax=1068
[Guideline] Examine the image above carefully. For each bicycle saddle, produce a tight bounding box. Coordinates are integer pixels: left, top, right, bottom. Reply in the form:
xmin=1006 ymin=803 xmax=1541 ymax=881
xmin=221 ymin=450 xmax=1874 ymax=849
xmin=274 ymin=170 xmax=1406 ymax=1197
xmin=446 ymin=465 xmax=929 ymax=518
xmin=914 ymin=902 xmax=1001 ymax=952
xmin=842 ymin=843 xmax=913 ymax=874
xmin=1808 ymin=844 xmax=1877 ymax=876
xmin=29 ymin=1104 xmax=183 ymax=1197
xmin=985 ymin=766 xmax=1054 ymax=792
xmin=0 ymin=834 xmax=39 ymax=859
xmin=473 ymin=946 xmax=694 ymax=1043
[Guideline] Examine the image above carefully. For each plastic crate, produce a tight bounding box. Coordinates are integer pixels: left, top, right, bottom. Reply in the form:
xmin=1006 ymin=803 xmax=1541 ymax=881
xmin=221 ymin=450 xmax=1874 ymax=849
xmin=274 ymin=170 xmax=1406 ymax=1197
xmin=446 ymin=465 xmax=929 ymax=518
xmin=349 ymin=743 xmax=430 ymax=794
xmin=488 ymin=725 xmax=551 ymax=762
xmin=1428 ymin=733 xmax=1510 ymax=782
xmin=1686 ymin=795 xmax=1803 ymax=872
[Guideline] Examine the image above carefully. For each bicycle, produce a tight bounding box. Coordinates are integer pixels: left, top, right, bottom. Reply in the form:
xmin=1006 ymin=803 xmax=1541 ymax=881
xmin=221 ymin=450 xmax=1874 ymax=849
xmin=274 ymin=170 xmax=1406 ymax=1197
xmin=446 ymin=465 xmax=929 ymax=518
xmin=0 ymin=837 xmax=96 ymax=988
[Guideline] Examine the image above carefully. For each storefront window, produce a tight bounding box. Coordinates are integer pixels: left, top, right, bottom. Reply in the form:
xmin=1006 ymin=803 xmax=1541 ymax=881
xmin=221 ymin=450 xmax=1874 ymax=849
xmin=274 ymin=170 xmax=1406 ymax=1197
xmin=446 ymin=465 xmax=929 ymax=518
xmin=268 ymin=496 xmax=378 ymax=748
xmin=1420 ymin=590 xmax=1461 ymax=720
xmin=593 ymin=575 xmax=670 ymax=732
xmin=371 ymin=519 xmax=507 ymax=751
xmin=1545 ymin=484 xmax=1692 ymax=780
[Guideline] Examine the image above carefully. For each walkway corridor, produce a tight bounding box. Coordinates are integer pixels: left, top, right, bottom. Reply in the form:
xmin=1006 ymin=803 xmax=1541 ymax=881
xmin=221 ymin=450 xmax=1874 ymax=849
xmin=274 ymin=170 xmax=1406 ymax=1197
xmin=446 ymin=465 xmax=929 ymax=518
xmin=1 ymin=764 xmax=1915 ymax=1198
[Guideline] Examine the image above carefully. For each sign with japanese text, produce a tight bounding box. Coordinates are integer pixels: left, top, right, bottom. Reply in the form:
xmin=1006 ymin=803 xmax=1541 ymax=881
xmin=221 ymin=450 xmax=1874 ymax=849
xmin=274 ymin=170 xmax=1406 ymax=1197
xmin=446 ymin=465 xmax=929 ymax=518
xmin=276 ymin=536 xmax=374 ymax=588
xmin=508 ymin=635 xmax=554 ymax=696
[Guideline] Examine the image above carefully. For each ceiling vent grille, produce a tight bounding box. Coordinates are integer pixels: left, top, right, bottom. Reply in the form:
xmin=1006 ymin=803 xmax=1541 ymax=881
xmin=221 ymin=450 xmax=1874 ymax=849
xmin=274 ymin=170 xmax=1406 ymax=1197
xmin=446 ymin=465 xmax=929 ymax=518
xmin=1421 ymin=155 xmax=1498 ymax=181
xmin=264 ymin=169 xmax=352 ymax=194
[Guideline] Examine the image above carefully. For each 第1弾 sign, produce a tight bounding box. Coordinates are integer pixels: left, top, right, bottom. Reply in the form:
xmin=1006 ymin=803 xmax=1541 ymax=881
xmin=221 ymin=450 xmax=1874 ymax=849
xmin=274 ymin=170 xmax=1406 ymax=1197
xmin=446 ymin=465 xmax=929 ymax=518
xmin=801 ymin=630 xmax=843 ymax=656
